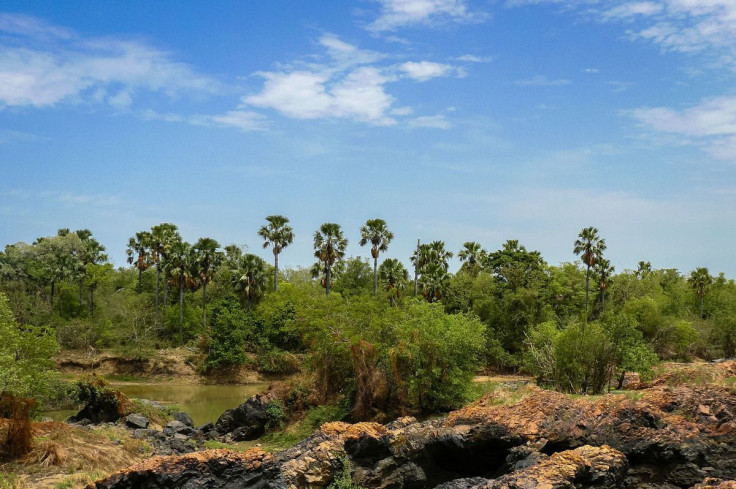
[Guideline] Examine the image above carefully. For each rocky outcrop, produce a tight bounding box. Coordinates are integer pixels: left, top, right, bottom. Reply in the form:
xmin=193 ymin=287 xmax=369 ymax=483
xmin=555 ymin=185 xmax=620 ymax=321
xmin=214 ymin=391 xmax=275 ymax=441
xmin=88 ymin=378 xmax=736 ymax=489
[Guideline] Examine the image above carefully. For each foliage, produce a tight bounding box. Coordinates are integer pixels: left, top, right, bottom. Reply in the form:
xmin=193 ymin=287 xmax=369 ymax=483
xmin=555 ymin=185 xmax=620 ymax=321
xmin=328 ymin=456 xmax=366 ymax=489
xmin=0 ymin=293 xmax=59 ymax=399
xmin=204 ymin=297 xmax=264 ymax=371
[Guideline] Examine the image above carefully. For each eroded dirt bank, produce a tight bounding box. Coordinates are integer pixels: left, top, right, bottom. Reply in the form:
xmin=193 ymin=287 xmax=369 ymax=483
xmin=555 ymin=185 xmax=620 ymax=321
xmin=88 ymin=361 xmax=736 ymax=489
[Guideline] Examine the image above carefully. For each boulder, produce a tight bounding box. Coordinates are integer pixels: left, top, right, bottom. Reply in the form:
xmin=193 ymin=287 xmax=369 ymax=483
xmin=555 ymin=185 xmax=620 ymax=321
xmin=173 ymin=411 xmax=194 ymax=428
xmin=125 ymin=414 xmax=149 ymax=430
xmin=214 ymin=391 xmax=273 ymax=441
xmin=164 ymin=420 xmax=194 ymax=436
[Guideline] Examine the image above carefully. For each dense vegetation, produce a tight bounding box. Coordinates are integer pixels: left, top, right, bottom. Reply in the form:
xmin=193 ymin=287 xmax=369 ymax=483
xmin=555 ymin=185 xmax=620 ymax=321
xmin=1 ymin=219 xmax=735 ymax=418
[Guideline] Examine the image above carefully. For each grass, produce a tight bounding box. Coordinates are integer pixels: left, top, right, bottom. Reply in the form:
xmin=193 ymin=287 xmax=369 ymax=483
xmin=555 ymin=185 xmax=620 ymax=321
xmin=471 ymin=379 xmax=533 ymax=406
xmin=53 ymin=470 xmax=107 ymax=488
xmin=0 ymin=473 xmax=22 ymax=489
xmin=260 ymin=404 xmax=348 ymax=452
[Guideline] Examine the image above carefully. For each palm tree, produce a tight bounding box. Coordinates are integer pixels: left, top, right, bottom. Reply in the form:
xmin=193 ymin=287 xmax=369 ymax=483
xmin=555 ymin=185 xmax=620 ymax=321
xmin=78 ymin=230 xmax=108 ymax=315
xmin=258 ymin=215 xmax=294 ymax=291
xmin=359 ymin=218 xmax=394 ymax=296
xmin=126 ymin=231 xmax=152 ymax=292
xmin=193 ymin=237 xmax=221 ymax=328
xmin=150 ymin=223 xmax=180 ymax=325
xmin=573 ymin=227 xmax=606 ymax=321
xmin=458 ymin=241 xmax=486 ymax=273
xmin=168 ymin=240 xmax=194 ymax=345
xmin=688 ymin=267 xmax=713 ymax=318
xmin=232 ymin=253 xmax=268 ymax=311
xmin=378 ymin=258 xmax=408 ymax=306
xmin=420 ymin=262 xmax=448 ymax=303
xmin=595 ymin=258 xmax=614 ymax=313
xmin=313 ymin=223 xmax=348 ymax=296
xmin=636 ymin=261 xmax=652 ymax=278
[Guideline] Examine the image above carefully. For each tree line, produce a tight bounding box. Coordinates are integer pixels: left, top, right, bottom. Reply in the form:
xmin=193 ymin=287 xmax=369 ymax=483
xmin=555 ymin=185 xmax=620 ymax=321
xmin=1 ymin=218 xmax=735 ymax=403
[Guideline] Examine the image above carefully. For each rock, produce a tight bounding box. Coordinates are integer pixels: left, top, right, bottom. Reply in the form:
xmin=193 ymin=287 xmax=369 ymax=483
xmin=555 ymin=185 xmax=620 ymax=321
xmin=125 ymin=414 xmax=149 ymax=430
xmin=163 ymin=420 xmax=194 ymax=436
xmin=173 ymin=411 xmax=194 ymax=427
xmin=214 ymin=391 xmax=273 ymax=441
xmin=87 ymin=367 xmax=736 ymax=489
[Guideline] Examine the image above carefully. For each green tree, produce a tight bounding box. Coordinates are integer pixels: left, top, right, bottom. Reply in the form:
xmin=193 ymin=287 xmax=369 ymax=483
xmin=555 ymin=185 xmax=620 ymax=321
xmin=359 ymin=218 xmax=394 ymax=296
xmin=458 ymin=241 xmax=486 ymax=274
xmin=168 ymin=240 xmax=194 ymax=343
xmin=595 ymin=258 xmax=614 ymax=313
xmin=193 ymin=237 xmax=222 ymax=328
xmin=232 ymin=253 xmax=268 ymax=311
xmin=150 ymin=223 xmax=180 ymax=324
xmin=0 ymin=293 xmax=59 ymax=399
xmin=126 ymin=231 xmax=152 ymax=292
xmin=573 ymin=227 xmax=606 ymax=322
xmin=258 ymin=215 xmax=294 ymax=291
xmin=378 ymin=258 xmax=408 ymax=306
xmin=313 ymin=223 xmax=348 ymax=297
xmin=636 ymin=261 xmax=652 ymax=278
xmin=688 ymin=267 xmax=713 ymax=318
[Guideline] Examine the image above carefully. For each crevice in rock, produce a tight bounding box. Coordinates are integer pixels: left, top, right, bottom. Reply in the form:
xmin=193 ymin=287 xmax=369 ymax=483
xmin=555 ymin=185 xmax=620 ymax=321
xmin=417 ymin=436 xmax=518 ymax=485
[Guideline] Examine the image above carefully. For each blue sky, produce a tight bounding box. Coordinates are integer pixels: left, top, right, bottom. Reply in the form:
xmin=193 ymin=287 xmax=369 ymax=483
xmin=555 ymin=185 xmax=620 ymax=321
xmin=1 ymin=0 xmax=735 ymax=276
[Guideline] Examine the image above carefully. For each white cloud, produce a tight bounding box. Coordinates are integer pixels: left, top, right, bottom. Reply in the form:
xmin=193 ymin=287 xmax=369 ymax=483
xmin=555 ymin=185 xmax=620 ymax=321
xmin=630 ymin=96 xmax=736 ymax=160
xmin=204 ymin=110 xmax=267 ymax=131
xmin=409 ymin=114 xmax=451 ymax=128
xmin=508 ymin=1 xmax=736 ymax=63
xmin=245 ymin=67 xmax=396 ymax=125
xmin=456 ymin=54 xmax=493 ymax=63
xmin=400 ymin=61 xmax=454 ymax=81
xmin=603 ymin=2 xmax=664 ymax=20
xmin=368 ymin=0 xmax=480 ymax=31
xmin=0 ymin=13 xmax=219 ymax=108
xmin=515 ymin=75 xmax=571 ymax=86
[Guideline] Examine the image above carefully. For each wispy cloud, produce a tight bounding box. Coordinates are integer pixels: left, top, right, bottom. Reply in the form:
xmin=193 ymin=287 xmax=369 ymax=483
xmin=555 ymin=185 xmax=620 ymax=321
xmin=456 ymin=54 xmax=492 ymax=63
xmin=0 ymin=13 xmax=220 ymax=109
xmin=409 ymin=114 xmax=451 ymax=128
xmin=367 ymin=0 xmax=483 ymax=31
xmin=507 ymin=1 xmax=736 ymax=66
xmin=515 ymin=74 xmax=571 ymax=87
xmin=629 ymin=95 xmax=736 ymax=160
xmin=399 ymin=61 xmax=456 ymax=81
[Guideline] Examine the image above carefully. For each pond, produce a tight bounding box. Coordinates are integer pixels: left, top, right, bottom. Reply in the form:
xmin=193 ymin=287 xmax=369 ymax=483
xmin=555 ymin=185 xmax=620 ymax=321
xmin=45 ymin=382 xmax=269 ymax=427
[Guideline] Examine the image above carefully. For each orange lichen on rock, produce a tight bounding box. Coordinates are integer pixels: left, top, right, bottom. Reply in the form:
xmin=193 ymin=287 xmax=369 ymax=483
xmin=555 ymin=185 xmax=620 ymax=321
xmin=484 ymin=445 xmax=627 ymax=488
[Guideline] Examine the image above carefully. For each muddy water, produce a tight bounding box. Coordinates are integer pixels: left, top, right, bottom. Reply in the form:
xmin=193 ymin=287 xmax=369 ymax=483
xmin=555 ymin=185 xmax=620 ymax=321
xmin=118 ymin=383 xmax=268 ymax=426
xmin=46 ymin=383 xmax=269 ymax=426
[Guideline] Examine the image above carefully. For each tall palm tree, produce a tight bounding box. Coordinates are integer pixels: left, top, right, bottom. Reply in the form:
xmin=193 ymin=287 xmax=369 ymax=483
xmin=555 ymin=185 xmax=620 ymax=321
xmin=378 ymin=258 xmax=408 ymax=306
xmin=232 ymin=253 xmax=268 ymax=311
xmin=458 ymin=241 xmax=486 ymax=273
xmin=636 ymin=261 xmax=652 ymax=278
xmin=573 ymin=226 xmax=606 ymax=322
xmin=126 ymin=231 xmax=152 ymax=292
xmin=313 ymin=223 xmax=348 ymax=297
xmin=420 ymin=262 xmax=449 ymax=303
xmin=359 ymin=218 xmax=394 ymax=296
xmin=595 ymin=258 xmax=614 ymax=313
xmin=688 ymin=267 xmax=713 ymax=318
xmin=258 ymin=215 xmax=294 ymax=291
xmin=193 ymin=237 xmax=221 ymax=328
xmin=150 ymin=223 xmax=180 ymax=325
xmin=168 ymin=240 xmax=194 ymax=345
xmin=78 ymin=230 xmax=108 ymax=315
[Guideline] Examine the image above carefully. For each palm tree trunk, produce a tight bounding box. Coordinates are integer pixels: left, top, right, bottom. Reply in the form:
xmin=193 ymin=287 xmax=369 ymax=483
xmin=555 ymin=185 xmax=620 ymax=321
xmin=326 ymin=265 xmax=331 ymax=297
xmin=50 ymin=281 xmax=55 ymax=307
xmin=700 ymin=294 xmax=705 ymax=318
xmin=155 ymin=265 xmax=160 ymax=324
xmin=373 ymin=256 xmax=378 ymax=296
xmin=274 ymin=252 xmax=279 ymax=291
xmin=137 ymin=267 xmax=143 ymax=292
xmin=584 ymin=265 xmax=590 ymax=322
xmin=601 ymin=290 xmax=605 ymax=312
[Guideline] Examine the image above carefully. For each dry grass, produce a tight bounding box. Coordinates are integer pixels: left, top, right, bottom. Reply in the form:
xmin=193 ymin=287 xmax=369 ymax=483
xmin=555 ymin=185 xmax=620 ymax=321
xmin=0 ymin=422 xmax=148 ymax=489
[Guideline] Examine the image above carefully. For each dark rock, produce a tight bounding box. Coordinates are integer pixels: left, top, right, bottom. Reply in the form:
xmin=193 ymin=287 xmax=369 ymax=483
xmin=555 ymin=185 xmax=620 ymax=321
xmin=173 ymin=411 xmax=194 ymax=427
xmin=214 ymin=391 xmax=272 ymax=441
xmin=434 ymin=477 xmax=489 ymax=489
xmin=163 ymin=420 xmax=194 ymax=436
xmin=124 ymin=414 xmax=149 ymax=430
